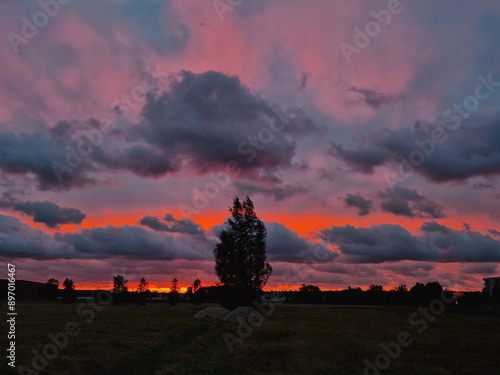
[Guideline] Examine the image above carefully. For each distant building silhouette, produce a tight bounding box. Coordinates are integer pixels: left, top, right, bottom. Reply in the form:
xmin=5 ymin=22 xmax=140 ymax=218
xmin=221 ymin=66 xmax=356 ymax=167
xmin=0 ymin=279 xmax=46 ymax=300
xmin=483 ymin=276 xmax=500 ymax=297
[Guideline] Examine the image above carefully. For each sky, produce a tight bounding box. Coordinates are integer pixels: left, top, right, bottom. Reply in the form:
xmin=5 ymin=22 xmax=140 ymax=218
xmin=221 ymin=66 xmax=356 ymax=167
xmin=1 ymin=0 xmax=499 ymax=292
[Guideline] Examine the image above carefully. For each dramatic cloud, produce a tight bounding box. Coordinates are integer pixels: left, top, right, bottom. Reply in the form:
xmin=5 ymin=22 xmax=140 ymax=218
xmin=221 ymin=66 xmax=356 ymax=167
xmin=0 ymin=199 xmax=86 ymax=228
xmin=137 ymin=70 xmax=318 ymax=174
xmin=0 ymin=70 xmax=319 ymax=192
xmin=342 ymin=193 xmax=374 ymax=216
xmin=320 ymin=224 xmax=438 ymax=263
xmin=329 ymin=112 xmax=500 ymax=183
xmin=378 ymin=187 xmax=445 ymax=219
xmin=0 ymin=214 xmax=213 ymax=261
xmin=0 ymin=214 xmax=71 ymax=259
xmin=49 ymin=119 xmax=178 ymax=181
xmin=140 ymin=213 xmax=204 ymax=235
xmin=328 ymin=137 xmax=393 ymax=174
xmin=0 ymin=131 xmax=97 ymax=191
xmin=265 ymin=222 xmax=337 ymax=263
xmin=421 ymin=221 xmax=450 ymax=234
xmin=320 ymin=222 xmax=500 ymax=263
xmin=55 ymin=225 xmax=212 ymax=261
xmin=0 ymin=123 xmax=174 ymax=191
xmin=348 ymin=86 xmax=403 ymax=109
xmin=91 ymin=145 xmax=177 ymax=178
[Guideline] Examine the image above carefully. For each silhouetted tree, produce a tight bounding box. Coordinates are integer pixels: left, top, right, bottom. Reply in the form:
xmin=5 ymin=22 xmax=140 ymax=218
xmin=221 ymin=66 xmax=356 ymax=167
xmin=171 ymin=278 xmax=178 ymax=292
xmin=408 ymin=282 xmax=444 ymax=305
xmin=63 ymin=278 xmax=74 ymax=290
xmin=395 ymin=284 xmax=408 ymax=293
xmin=425 ymin=281 xmax=443 ymax=300
xmin=168 ymin=278 xmax=180 ymax=305
xmin=136 ymin=277 xmax=149 ymax=305
xmin=113 ymin=275 xmax=128 ymax=293
xmin=62 ymin=278 xmax=76 ymax=303
xmin=137 ymin=277 xmax=149 ymax=293
xmin=39 ymin=279 xmax=59 ymax=301
xmin=299 ymin=284 xmax=321 ymax=293
xmin=193 ymin=278 xmax=201 ymax=292
xmin=214 ymin=196 xmax=272 ymax=307
xmin=409 ymin=282 xmax=427 ymax=305
xmin=296 ymin=284 xmax=322 ymax=303
xmin=112 ymin=275 xmax=130 ymax=304
xmin=369 ymin=284 xmax=383 ymax=292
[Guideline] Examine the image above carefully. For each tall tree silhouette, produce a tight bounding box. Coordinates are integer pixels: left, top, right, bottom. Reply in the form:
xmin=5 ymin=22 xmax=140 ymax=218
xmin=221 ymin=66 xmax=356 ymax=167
xmin=137 ymin=277 xmax=149 ymax=305
xmin=192 ymin=278 xmax=201 ymax=292
xmin=62 ymin=278 xmax=76 ymax=303
xmin=214 ymin=196 xmax=272 ymax=306
xmin=171 ymin=278 xmax=179 ymax=292
xmin=63 ymin=278 xmax=74 ymax=290
xmin=137 ymin=277 xmax=149 ymax=293
xmin=113 ymin=275 xmax=128 ymax=293
xmin=168 ymin=277 xmax=180 ymax=305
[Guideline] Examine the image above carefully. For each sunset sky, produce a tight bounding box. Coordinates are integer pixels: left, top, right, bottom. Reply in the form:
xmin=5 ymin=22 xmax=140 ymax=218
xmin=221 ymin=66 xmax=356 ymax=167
xmin=1 ymin=0 xmax=500 ymax=292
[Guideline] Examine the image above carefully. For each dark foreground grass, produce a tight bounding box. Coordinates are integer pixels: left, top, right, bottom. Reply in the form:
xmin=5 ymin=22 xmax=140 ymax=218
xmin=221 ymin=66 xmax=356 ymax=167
xmin=2 ymin=302 xmax=499 ymax=375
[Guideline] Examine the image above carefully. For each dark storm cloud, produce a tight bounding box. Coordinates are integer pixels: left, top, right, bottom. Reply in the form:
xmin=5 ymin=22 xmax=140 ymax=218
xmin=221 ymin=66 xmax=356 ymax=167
xmin=55 ymin=225 xmax=213 ymax=261
xmin=320 ymin=224 xmax=437 ymax=263
xmin=0 ymin=131 xmax=98 ymax=191
xmin=348 ymin=87 xmax=403 ymax=109
xmin=1 ymin=124 xmax=174 ymax=190
xmin=0 ymin=199 xmax=86 ymax=228
xmin=90 ymin=145 xmax=177 ymax=178
xmin=320 ymin=221 xmax=500 ymax=263
xmin=421 ymin=221 xmax=450 ymax=234
xmin=0 ymin=214 xmax=74 ymax=260
xmin=234 ymin=181 xmax=308 ymax=201
xmin=342 ymin=193 xmax=373 ymax=216
xmin=0 ymin=71 xmax=318 ymax=192
xmin=328 ymin=139 xmax=393 ymax=173
xmin=48 ymin=118 xmax=178 ymax=179
xmin=378 ymin=187 xmax=445 ymax=219
xmin=137 ymin=70 xmax=318 ymax=174
xmin=0 ymin=213 xmax=213 ymax=261
xmin=140 ymin=213 xmax=204 ymax=235
xmin=328 ymin=111 xmax=500 ymax=183
xmin=265 ymin=222 xmax=337 ymax=263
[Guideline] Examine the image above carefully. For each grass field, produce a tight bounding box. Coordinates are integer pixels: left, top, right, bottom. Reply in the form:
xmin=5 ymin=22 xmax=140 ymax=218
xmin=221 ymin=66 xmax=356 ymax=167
xmin=2 ymin=302 xmax=499 ymax=375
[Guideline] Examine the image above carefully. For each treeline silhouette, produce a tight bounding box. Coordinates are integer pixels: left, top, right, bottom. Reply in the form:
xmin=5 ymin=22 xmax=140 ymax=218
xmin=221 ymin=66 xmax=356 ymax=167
xmin=37 ymin=278 xmax=500 ymax=309
xmin=191 ymin=282 xmax=499 ymax=309
xmin=289 ymin=282 xmax=449 ymax=306
xmin=37 ymin=276 xmax=202 ymax=306
xmin=284 ymin=282 xmax=500 ymax=308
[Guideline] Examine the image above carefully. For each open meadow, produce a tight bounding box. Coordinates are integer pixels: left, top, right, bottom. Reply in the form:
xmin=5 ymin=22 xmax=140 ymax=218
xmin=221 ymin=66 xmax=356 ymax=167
xmin=2 ymin=302 xmax=499 ymax=375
